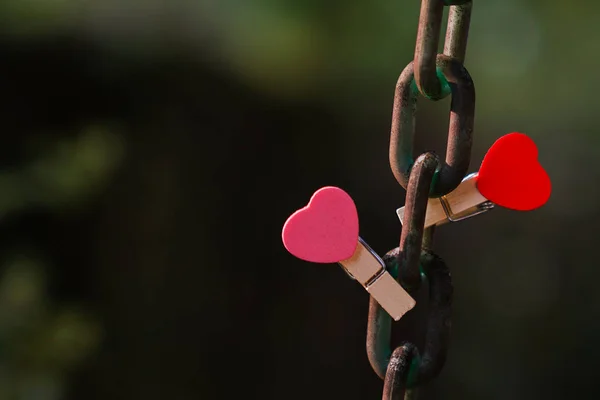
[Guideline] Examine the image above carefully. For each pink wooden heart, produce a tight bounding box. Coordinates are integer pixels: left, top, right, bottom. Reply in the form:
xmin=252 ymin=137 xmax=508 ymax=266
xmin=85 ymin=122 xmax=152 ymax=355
xmin=282 ymin=187 xmax=359 ymax=263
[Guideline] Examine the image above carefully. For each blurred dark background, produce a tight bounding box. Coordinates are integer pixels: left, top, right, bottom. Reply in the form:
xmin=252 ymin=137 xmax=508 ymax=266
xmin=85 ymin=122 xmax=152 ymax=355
xmin=0 ymin=1 xmax=598 ymax=399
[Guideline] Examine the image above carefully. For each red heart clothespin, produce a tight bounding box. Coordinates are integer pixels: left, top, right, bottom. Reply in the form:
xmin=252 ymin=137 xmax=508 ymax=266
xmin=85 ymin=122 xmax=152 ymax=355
xmin=282 ymin=187 xmax=416 ymax=321
xmin=477 ymin=132 xmax=551 ymax=211
xmin=396 ymin=132 xmax=552 ymax=227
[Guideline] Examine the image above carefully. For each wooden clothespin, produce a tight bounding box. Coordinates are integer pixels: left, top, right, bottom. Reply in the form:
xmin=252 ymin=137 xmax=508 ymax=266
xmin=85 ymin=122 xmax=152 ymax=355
xmin=397 ymin=173 xmax=494 ymax=228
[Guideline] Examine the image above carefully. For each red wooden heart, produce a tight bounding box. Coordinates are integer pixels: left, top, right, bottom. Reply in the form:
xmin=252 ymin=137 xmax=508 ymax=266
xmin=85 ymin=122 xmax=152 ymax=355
xmin=477 ymin=132 xmax=551 ymax=211
xmin=282 ymin=187 xmax=359 ymax=263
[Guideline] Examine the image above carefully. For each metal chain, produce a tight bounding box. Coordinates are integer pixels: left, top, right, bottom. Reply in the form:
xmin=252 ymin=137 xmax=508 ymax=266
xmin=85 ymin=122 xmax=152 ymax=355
xmin=368 ymin=1 xmax=474 ymax=399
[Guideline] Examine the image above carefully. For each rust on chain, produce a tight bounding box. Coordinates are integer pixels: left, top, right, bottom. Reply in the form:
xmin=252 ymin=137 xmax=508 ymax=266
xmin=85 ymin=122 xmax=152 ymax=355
xmin=389 ymin=54 xmax=475 ymax=197
xmin=414 ymin=0 xmax=473 ymax=100
xmin=367 ymin=153 xmax=438 ymax=379
xmin=370 ymin=2 xmax=473 ymax=398
xmin=370 ymin=249 xmax=453 ymax=388
xmin=382 ymin=344 xmax=419 ymax=400
xmin=397 ymin=153 xmax=439 ymax=290
xmin=413 ymin=0 xmax=444 ymax=100
xmin=443 ymin=2 xmax=473 ymax=63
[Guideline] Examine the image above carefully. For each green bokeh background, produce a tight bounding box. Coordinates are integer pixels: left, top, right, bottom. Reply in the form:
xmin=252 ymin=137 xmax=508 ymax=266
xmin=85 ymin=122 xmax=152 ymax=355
xmin=0 ymin=1 xmax=598 ymax=399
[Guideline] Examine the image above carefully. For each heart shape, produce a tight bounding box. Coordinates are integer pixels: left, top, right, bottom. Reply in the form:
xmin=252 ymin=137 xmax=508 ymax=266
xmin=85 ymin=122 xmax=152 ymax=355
xmin=282 ymin=187 xmax=359 ymax=263
xmin=477 ymin=132 xmax=551 ymax=211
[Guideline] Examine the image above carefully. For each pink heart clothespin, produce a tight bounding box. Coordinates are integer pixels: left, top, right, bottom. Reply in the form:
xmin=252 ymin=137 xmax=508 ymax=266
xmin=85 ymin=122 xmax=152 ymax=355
xmin=282 ymin=187 xmax=359 ymax=264
xmin=282 ymin=187 xmax=416 ymax=321
xmin=396 ymin=132 xmax=552 ymax=228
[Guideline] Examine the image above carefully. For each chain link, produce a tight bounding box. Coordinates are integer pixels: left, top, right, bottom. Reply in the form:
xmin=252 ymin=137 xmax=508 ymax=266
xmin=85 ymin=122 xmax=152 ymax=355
xmin=414 ymin=1 xmax=473 ymax=100
xmin=389 ymin=55 xmax=475 ymax=198
xmin=368 ymin=1 xmax=475 ymax=399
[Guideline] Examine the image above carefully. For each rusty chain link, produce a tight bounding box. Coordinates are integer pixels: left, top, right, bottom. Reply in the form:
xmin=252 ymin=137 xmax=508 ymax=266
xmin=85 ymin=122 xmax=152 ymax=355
xmin=414 ymin=0 xmax=472 ymax=100
xmin=368 ymin=1 xmax=474 ymax=399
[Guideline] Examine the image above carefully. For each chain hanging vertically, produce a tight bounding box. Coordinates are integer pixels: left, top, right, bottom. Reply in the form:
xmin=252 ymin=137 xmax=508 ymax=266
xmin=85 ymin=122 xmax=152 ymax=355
xmin=368 ymin=1 xmax=475 ymax=399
